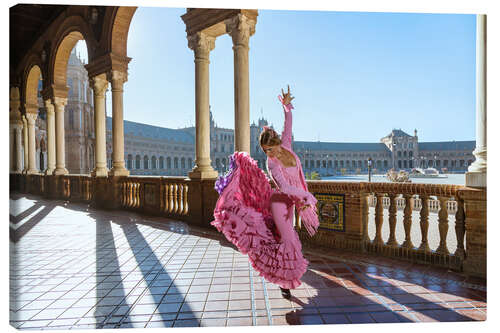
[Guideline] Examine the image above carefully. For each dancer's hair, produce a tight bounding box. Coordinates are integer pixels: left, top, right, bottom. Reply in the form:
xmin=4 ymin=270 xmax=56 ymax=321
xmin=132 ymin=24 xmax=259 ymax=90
xmin=259 ymin=126 xmax=281 ymax=148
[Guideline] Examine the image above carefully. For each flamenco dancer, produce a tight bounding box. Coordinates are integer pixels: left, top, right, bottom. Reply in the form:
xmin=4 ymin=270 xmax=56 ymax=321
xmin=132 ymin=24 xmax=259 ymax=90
xmin=212 ymin=85 xmax=319 ymax=299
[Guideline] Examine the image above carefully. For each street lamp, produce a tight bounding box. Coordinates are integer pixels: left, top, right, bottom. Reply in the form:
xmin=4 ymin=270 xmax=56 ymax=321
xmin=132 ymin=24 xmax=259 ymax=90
xmin=368 ymin=157 xmax=372 ymax=182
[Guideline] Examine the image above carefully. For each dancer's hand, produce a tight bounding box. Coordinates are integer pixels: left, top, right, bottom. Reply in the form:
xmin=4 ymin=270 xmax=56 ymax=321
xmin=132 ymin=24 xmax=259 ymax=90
xmin=300 ymin=204 xmax=311 ymax=211
xmin=280 ymin=85 xmax=294 ymax=105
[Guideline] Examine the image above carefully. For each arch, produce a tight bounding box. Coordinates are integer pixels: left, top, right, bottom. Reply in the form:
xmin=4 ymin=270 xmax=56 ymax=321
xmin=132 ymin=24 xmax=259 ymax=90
xmin=159 ymin=156 xmax=164 ymax=169
xmin=143 ymin=155 xmax=149 ymax=169
xmin=181 ymin=157 xmax=186 ymax=169
xmin=152 ymin=155 xmax=157 ymax=169
xmin=174 ymin=157 xmax=179 ymax=169
xmin=24 ymin=65 xmax=42 ymax=109
xmin=167 ymin=156 xmax=171 ymax=169
xmin=109 ymin=7 xmax=137 ymax=57
xmin=52 ymin=31 xmax=86 ymax=90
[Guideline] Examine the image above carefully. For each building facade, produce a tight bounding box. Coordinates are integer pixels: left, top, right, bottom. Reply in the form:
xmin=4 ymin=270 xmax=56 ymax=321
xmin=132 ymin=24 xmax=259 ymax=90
xmin=59 ymin=49 xmax=474 ymax=177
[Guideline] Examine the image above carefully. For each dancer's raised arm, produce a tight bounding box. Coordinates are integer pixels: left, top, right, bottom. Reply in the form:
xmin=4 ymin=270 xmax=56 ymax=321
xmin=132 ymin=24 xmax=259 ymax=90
xmin=279 ymin=85 xmax=294 ymax=149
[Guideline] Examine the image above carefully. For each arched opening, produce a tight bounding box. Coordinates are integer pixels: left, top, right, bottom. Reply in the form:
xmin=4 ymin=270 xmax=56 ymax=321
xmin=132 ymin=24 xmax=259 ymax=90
xmin=144 ymin=155 xmax=149 ymax=169
xmin=53 ymin=31 xmax=92 ymax=174
xmin=24 ymin=65 xmax=44 ymax=173
xmin=152 ymin=155 xmax=157 ymax=169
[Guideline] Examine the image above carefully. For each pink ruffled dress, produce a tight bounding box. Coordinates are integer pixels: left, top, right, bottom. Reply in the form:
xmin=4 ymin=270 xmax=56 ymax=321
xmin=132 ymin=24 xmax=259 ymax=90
xmin=211 ymin=99 xmax=319 ymax=289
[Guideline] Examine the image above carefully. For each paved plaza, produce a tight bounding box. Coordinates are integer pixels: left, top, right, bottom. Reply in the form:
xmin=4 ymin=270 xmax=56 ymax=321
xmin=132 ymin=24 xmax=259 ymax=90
xmin=9 ymin=193 xmax=486 ymax=329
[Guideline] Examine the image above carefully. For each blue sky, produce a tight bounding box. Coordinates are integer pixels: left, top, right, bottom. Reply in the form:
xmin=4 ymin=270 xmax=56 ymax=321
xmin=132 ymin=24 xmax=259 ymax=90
xmin=76 ymin=7 xmax=476 ymax=143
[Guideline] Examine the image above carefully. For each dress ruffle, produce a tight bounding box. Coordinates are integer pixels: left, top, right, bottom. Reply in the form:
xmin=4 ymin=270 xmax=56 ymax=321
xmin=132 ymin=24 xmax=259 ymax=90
xmin=211 ymin=152 xmax=309 ymax=289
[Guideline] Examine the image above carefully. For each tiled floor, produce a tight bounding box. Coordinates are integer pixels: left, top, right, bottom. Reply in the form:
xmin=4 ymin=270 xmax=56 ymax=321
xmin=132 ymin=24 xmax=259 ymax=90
xmin=9 ymin=193 xmax=486 ymax=329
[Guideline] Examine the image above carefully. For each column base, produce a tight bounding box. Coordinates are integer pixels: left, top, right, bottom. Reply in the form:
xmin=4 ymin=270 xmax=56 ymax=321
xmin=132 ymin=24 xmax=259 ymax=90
xmin=44 ymin=168 xmax=55 ymax=175
xmin=91 ymin=167 xmax=109 ymax=177
xmin=188 ymin=167 xmax=218 ymax=180
xmin=26 ymin=169 xmax=39 ymax=175
xmin=53 ymin=168 xmax=69 ymax=175
xmin=109 ymin=167 xmax=129 ymax=177
xmin=465 ymin=171 xmax=486 ymax=188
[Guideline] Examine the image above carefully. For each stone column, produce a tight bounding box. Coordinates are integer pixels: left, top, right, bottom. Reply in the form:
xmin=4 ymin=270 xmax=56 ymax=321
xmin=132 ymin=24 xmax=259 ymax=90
xmin=14 ymin=125 xmax=23 ymax=173
xmin=90 ymin=74 xmax=109 ymax=177
xmin=106 ymin=70 xmax=129 ymax=177
xmin=9 ymin=126 xmax=15 ymax=172
xmin=466 ymin=14 xmax=487 ymax=188
xmin=10 ymin=86 xmax=23 ymax=173
xmin=187 ymin=32 xmax=218 ymax=179
xmin=25 ymin=111 xmax=38 ymax=174
xmin=44 ymin=99 xmax=56 ymax=175
xmin=226 ymin=14 xmax=256 ymax=153
xmin=22 ymin=116 xmax=29 ymax=173
xmin=53 ymin=97 xmax=68 ymax=175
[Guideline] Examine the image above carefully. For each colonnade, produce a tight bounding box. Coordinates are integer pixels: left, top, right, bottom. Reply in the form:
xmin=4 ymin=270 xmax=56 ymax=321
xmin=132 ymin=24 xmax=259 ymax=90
xmin=9 ymin=11 xmax=486 ymax=189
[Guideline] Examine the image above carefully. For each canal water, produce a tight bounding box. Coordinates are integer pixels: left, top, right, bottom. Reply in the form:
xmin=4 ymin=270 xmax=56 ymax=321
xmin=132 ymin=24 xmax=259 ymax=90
xmin=322 ymin=173 xmax=466 ymax=185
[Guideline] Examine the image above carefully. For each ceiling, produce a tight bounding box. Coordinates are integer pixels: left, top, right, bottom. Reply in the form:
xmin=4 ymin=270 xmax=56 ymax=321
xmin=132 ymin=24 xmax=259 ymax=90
xmin=10 ymin=4 xmax=68 ymax=75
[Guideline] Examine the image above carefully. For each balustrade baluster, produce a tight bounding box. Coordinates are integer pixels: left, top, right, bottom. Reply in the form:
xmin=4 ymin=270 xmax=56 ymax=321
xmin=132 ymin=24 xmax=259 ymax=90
xmin=418 ymin=195 xmax=431 ymax=252
xmin=387 ymin=194 xmax=398 ymax=246
xmin=455 ymin=199 xmax=466 ymax=258
xmin=177 ymin=184 xmax=183 ymax=214
xmin=183 ymin=185 xmax=189 ymax=215
xmin=173 ymin=184 xmax=179 ymax=214
xmin=168 ymin=184 xmax=174 ymax=213
xmin=361 ymin=193 xmax=370 ymax=243
xmin=436 ymin=196 xmax=450 ymax=254
xmin=374 ymin=193 xmax=384 ymax=245
xmin=402 ymin=194 xmax=414 ymax=248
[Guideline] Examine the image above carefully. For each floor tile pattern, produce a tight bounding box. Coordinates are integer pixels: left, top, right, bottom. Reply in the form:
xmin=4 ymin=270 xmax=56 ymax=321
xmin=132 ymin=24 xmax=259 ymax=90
xmin=9 ymin=194 xmax=486 ymax=329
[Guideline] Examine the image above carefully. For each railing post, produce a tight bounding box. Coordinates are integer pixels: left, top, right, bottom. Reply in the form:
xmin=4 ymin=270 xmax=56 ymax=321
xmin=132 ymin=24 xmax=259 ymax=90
xmin=360 ymin=192 xmax=370 ymax=247
xmin=402 ymin=194 xmax=414 ymax=248
xmin=461 ymin=188 xmax=487 ymax=278
xmin=436 ymin=196 xmax=450 ymax=254
xmin=455 ymin=198 xmax=466 ymax=259
xmin=387 ymin=193 xmax=398 ymax=246
xmin=418 ymin=194 xmax=431 ymax=252
xmin=374 ymin=193 xmax=384 ymax=245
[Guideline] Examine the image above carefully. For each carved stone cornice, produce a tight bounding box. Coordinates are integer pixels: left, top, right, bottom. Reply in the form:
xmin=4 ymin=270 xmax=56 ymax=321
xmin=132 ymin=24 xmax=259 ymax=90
xmin=85 ymin=52 xmax=131 ymax=78
xmin=188 ymin=32 xmax=216 ymax=60
xmin=41 ymin=84 xmax=69 ymax=100
xmin=182 ymin=8 xmax=258 ymax=37
xmin=225 ymin=13 xmax=256 ymax=47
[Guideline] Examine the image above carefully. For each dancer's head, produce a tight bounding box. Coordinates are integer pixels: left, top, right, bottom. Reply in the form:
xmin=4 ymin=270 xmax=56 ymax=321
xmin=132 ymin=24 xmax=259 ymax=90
xmin=260 ymin=126 xmax=282 ymax=158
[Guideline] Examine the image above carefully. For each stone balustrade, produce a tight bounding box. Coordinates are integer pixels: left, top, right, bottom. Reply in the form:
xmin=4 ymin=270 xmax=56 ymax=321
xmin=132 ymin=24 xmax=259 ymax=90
xmin=10 ymin=173 xmax=486 ymax=278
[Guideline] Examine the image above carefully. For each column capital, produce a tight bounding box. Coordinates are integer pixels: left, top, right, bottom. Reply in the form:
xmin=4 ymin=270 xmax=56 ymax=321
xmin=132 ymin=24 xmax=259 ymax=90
xmin=90 ymin=73 xmax=109 ymax=97
xmin=44 ymin=99 xmax=55 ymax=114
xmin=225 ymin=13 xmax=256 ymax=47
xmin=188 ymin=32 xmax=216 ymax=59
xmin=107 ymin=70 xmax=128 ymax=90
xmin=53 ymin=96 xmax=67 ymax=109
xmin=25 ymin=112 xmax=37 ymax=125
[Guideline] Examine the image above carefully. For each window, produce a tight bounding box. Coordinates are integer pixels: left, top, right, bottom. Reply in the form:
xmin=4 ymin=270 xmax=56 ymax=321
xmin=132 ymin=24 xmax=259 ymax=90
xmin=144 ymin=156 xmax=149 ymax=169
xmin=127 ymin=154 xmax=132 ymax=170
xmin=181 ymin=157 xmax=185 ymax=169
xmin=167 ymin=157 xmax=171 ymax=169
xmin=188 ymin=158 xmax=192 ymax=168
xmin=136 ymin=155 xmax=140 ymax=169
xmin=174 ymin=157 xmax=178 ymax=169
xmin=152 ymin=156 xmax=157 ymax=169
xmin=159 ymin=157 xmax=164 ymax=169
